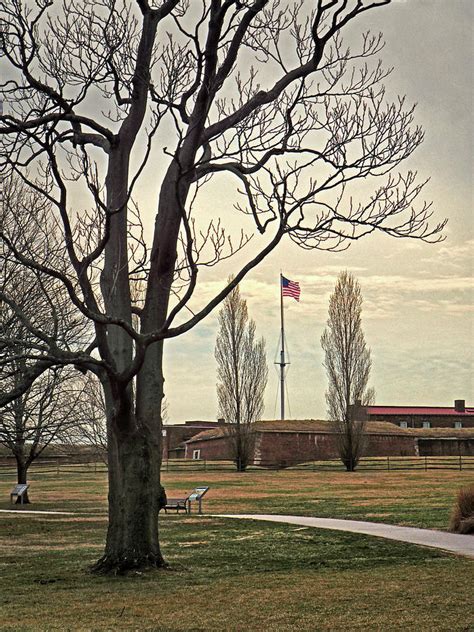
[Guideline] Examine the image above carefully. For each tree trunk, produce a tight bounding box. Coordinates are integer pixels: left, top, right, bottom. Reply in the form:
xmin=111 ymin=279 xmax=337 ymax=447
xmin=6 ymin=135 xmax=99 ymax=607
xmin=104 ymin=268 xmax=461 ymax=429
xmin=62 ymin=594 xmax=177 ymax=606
xmin=91 ymin=375 xmax=166 ymax=575
xmin=91 ymin=400 xmax=166 ymax=573
xmin=15 ymin=457 xmax=31 ymax=504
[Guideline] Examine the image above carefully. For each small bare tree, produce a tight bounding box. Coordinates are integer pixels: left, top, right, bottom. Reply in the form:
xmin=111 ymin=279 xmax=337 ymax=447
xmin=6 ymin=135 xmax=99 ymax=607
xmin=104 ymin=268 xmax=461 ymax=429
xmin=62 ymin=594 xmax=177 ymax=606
xmin=0 ymin=178 xmax=91 ymax=499
xmin=0 ymin=361 xmax=87 ymax=502
xmin=215 ymin=282 xmax=267 ymax=471
xmin=321 ymin=271 xmax=374 ymax=471
xmin=65 ymin=374 xmax=109 ymax=464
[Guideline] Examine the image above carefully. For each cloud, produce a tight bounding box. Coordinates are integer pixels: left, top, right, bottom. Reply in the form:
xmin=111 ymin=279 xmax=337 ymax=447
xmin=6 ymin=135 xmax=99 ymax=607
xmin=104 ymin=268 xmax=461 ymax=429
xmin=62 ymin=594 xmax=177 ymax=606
xmin=421 ymin=240 xmax=474 ymax=270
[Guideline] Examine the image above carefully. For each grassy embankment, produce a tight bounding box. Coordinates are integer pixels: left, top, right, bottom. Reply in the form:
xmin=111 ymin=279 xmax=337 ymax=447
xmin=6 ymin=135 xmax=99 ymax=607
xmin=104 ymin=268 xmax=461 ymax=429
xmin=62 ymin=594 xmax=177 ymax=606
xmin=0 ymin=467 xmax=473 ymax=631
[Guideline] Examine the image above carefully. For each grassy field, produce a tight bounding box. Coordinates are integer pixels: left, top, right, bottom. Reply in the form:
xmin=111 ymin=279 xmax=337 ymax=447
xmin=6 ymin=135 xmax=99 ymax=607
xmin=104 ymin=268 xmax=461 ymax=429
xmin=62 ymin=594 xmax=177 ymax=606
xmin=0 ymin=468 xmax=473 ymax=631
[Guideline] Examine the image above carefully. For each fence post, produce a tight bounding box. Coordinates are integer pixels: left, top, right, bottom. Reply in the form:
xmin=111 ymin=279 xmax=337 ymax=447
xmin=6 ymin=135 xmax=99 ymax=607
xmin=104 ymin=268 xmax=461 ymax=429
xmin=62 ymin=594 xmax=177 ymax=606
xmin=424 ymin=456 xmax=427 ymax=471
xmin=387 ymin=456 xmax=390 ymax=471
xmin=459 ymin=454 xmax=462 ymax=471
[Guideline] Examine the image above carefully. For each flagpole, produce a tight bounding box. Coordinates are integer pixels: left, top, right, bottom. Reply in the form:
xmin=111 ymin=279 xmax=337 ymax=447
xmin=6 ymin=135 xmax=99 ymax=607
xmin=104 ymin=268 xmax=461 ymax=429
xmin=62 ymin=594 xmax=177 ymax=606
xmin=280 ymin=273 xmax=285 ymax=420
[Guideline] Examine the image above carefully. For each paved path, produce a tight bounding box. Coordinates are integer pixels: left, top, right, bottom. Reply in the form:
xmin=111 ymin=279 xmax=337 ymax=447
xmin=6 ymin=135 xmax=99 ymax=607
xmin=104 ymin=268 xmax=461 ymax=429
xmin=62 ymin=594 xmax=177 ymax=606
xmin=215 ymin=514 xmax=474 ymax=559
xmin=2 ymin=509 xmax=473 ymax=559
xmin=0 ymin=509 xmax=77 ymax=515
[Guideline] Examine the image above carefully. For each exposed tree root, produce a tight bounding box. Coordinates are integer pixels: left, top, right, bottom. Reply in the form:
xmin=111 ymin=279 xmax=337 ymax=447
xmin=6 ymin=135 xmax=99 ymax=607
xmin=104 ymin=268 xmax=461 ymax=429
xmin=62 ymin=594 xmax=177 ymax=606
xmin=90 ymin=552 xmax=167 ymax=576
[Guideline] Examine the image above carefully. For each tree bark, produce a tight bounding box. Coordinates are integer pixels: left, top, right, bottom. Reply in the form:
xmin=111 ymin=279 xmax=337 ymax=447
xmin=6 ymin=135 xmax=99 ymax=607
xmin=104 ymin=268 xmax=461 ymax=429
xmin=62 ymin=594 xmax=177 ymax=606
xmin=91 ymin=379 xmax=166 ymax=574
xmin=92 ymin=152 xmax=187 ymax=573
xmin=15 ymin=456 xmax=31 ymax=504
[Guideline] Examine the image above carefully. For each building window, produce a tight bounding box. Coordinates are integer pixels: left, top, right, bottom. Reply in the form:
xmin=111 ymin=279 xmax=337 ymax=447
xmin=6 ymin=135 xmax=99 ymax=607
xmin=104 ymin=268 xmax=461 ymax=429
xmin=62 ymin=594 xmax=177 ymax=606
xmin=422 ymin=421 xmax=431 ymax=429
xmin=192 ymin=449 xmax=201 ymax=460
xmin=454 ymin=421 xmax=463 ymax=429
xmin=162 ymin=429 xmax=167 ymax=437
xmin=399 ymin=421 xmax=408 ymax=428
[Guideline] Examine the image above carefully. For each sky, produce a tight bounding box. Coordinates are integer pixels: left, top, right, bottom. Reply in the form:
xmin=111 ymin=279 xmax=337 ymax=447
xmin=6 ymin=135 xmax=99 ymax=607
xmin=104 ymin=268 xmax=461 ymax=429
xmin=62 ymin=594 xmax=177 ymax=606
xmin=161 ymin=0 xmax=473 ymax=423
xmin=4 ymin=1 xmax=470 ymax=422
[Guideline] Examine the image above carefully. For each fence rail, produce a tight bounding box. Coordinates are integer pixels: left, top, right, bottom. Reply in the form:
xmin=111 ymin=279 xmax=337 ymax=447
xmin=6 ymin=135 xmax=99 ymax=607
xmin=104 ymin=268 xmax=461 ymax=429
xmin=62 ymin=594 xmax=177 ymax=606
xmin=0 ymin=455 xmax=473 ymax=478
xmin=299 ymin=455 xmax=474 ymax=472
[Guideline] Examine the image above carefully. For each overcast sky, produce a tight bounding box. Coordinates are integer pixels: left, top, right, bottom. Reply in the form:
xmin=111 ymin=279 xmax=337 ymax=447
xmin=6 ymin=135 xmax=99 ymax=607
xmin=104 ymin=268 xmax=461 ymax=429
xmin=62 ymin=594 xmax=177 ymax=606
xmin=160 ymin=0 xmax=473 ymax=423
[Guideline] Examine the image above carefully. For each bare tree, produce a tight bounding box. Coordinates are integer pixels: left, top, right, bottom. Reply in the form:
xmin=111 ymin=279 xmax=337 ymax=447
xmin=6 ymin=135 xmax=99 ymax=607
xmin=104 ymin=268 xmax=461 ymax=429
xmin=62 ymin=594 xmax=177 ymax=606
xmin=215 ymin=281 xmax=267 ymax=471
xmin=0 ymin=367 xmax=86 ymax=502
xmin=65 ymin=374 xmax=109 ymax=464
xmin=0 ymin=177 xmax=92 ymax=498
xmin=1 ymin=0 xmax=446 ymax=573
xmin=321 ymin=271 xmax=374 ymax=471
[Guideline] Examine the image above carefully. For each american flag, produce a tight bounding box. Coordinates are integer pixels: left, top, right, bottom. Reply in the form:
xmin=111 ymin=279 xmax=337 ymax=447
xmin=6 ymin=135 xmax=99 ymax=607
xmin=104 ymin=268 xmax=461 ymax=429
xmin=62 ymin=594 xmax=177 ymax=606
xmin=281 ymin=275 xmax=300 ymax=301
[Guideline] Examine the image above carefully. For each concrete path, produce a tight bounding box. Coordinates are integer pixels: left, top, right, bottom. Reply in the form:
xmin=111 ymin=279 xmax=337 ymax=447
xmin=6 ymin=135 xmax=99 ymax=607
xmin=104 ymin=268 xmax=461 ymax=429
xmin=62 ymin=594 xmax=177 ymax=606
xmin=0 ymin=509 xmax=77 ymax=515
xmin=215 ymin=514 xmax=474 ymax=559
xmin=2 ymin=509 xmax=473 ymax=559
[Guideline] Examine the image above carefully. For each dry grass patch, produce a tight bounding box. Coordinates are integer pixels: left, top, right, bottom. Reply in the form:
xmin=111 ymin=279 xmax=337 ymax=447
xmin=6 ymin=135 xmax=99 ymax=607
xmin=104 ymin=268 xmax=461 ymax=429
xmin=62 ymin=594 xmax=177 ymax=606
xmin=449 ymin=483 xmax=474 ymax=534
xmin=1 ymin=469 xmax=474 ymax=631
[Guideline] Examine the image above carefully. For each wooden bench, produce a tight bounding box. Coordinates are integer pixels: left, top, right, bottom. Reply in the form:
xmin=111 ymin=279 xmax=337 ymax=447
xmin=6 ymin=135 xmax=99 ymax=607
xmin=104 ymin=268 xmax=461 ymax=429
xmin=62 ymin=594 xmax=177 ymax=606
xmin=10 ymin=484 xmax=29 ymax=505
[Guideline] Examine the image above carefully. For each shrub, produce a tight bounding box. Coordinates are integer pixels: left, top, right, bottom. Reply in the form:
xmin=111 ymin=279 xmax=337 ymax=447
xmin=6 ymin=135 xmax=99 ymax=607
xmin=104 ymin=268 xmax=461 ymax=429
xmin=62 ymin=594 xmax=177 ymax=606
xmin=449 ymin=484 xmax=474 ymax=534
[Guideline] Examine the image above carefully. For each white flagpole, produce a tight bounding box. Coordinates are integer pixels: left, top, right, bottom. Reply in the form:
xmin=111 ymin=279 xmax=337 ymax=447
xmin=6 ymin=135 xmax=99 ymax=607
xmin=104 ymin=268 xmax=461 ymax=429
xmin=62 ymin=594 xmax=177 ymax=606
xmin=280 ymin=273 xmax=285 ymax=420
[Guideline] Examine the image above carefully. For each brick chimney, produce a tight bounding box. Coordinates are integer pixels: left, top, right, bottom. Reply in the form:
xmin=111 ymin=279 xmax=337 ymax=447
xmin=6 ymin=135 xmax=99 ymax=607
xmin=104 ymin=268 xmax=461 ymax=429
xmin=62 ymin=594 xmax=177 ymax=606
xmin=454 ymin=399 xmax=465 ymax=413
xmin=217 ymin=417 xmax=226 ymax=425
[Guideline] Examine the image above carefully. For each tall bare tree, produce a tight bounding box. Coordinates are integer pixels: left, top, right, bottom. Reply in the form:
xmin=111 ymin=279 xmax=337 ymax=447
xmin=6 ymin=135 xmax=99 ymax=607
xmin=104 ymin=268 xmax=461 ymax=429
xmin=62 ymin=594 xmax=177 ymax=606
xmin=321 ymin=271 xmax=374 ymax=471
xmin=215 ymin=282 xmax=267 ymax=471
xmin=1 ymin=0 xmax=446 ymax=573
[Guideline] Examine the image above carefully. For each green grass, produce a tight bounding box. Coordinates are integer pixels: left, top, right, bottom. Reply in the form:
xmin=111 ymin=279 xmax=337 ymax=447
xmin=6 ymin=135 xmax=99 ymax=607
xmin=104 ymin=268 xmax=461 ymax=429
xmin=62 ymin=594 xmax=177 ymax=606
xmin=0 ymin=468 xmax=473 ymax=630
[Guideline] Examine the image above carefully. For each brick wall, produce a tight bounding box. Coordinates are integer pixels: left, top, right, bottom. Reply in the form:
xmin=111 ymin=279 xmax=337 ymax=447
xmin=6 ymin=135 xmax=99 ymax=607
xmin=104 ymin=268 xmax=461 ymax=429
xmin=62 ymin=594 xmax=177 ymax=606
xmin=184 ymin=436 xmax=234 ymax=460
xmin=363 ymin=434 xmax=417 ymax=457
xmin=418 ymin=438 xmax=474 ymax=456
xmin=184 ymin=429 xmax=474 ymax=465
xmin=256 ymin=431 xmax=416 ymax=465
xmin=163 ymin=424 xmax=221 ymax=459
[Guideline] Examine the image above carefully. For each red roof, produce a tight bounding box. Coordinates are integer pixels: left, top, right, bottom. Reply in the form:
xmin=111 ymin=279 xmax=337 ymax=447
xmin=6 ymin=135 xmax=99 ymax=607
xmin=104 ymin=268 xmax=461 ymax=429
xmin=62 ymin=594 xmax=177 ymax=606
xmin=368 ymin=406 xmax=474 ymax=417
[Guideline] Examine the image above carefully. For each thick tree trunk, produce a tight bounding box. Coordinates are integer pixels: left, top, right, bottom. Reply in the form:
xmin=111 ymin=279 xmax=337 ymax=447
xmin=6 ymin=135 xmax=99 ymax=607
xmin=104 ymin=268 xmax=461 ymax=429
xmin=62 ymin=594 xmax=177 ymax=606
xmin=91 ymin=385 xmax=166 ymax=574
xmin=92 ymin=428 xmax=165 ymax=574
xmin=15 ymin=457 xmax=30 ymax=504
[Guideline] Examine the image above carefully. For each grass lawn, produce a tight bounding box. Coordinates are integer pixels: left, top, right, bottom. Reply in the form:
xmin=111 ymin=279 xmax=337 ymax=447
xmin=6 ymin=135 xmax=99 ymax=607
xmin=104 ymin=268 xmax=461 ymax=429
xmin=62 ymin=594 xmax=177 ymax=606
xmin=0 ymin=468 xmax=473 ymax=631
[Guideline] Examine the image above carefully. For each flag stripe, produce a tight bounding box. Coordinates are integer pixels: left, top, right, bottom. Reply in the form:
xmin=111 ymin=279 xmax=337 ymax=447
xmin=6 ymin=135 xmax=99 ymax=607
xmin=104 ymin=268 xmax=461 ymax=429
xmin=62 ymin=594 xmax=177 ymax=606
xmin=281 ymin=276 xmax=301 ymax=301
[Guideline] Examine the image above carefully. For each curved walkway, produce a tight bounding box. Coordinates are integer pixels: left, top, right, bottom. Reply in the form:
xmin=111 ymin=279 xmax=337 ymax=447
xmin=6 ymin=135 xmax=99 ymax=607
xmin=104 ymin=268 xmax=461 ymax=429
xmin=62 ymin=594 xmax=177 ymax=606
xmin=215 ymin=514 xmax=474 ymax=559
xmin=2 ymin=509 xmax=473 ymax=559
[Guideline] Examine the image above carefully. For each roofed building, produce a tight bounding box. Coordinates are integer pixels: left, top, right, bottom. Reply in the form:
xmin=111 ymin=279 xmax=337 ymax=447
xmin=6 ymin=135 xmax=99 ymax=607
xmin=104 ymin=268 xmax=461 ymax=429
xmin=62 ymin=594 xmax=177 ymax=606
xmin=162 ymin=419 xmax=227 ymax=459
xmin=365 ymin=399 xmax=474 ymax=429
xmin=183 ymin=418 xmax=474 ymax=466
xmin=184 ymin=419 xmax=420 ymax=466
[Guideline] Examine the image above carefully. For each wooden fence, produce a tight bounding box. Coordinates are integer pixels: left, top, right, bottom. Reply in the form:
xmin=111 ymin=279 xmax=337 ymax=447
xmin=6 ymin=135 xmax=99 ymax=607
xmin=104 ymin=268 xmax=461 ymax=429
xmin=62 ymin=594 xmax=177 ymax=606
xmin=0 ymin=455 xmax=473 ymax=478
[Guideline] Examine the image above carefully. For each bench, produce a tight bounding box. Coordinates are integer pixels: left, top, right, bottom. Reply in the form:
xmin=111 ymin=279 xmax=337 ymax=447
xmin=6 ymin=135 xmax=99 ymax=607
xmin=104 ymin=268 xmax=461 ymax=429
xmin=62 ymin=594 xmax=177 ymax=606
xmin=164 ymin=486 xmax=210 ymax=515
xmin=164 ymin=496 xmax=190 ymax=514
xmin=10 ymin=484 xmax=29 ymax=505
